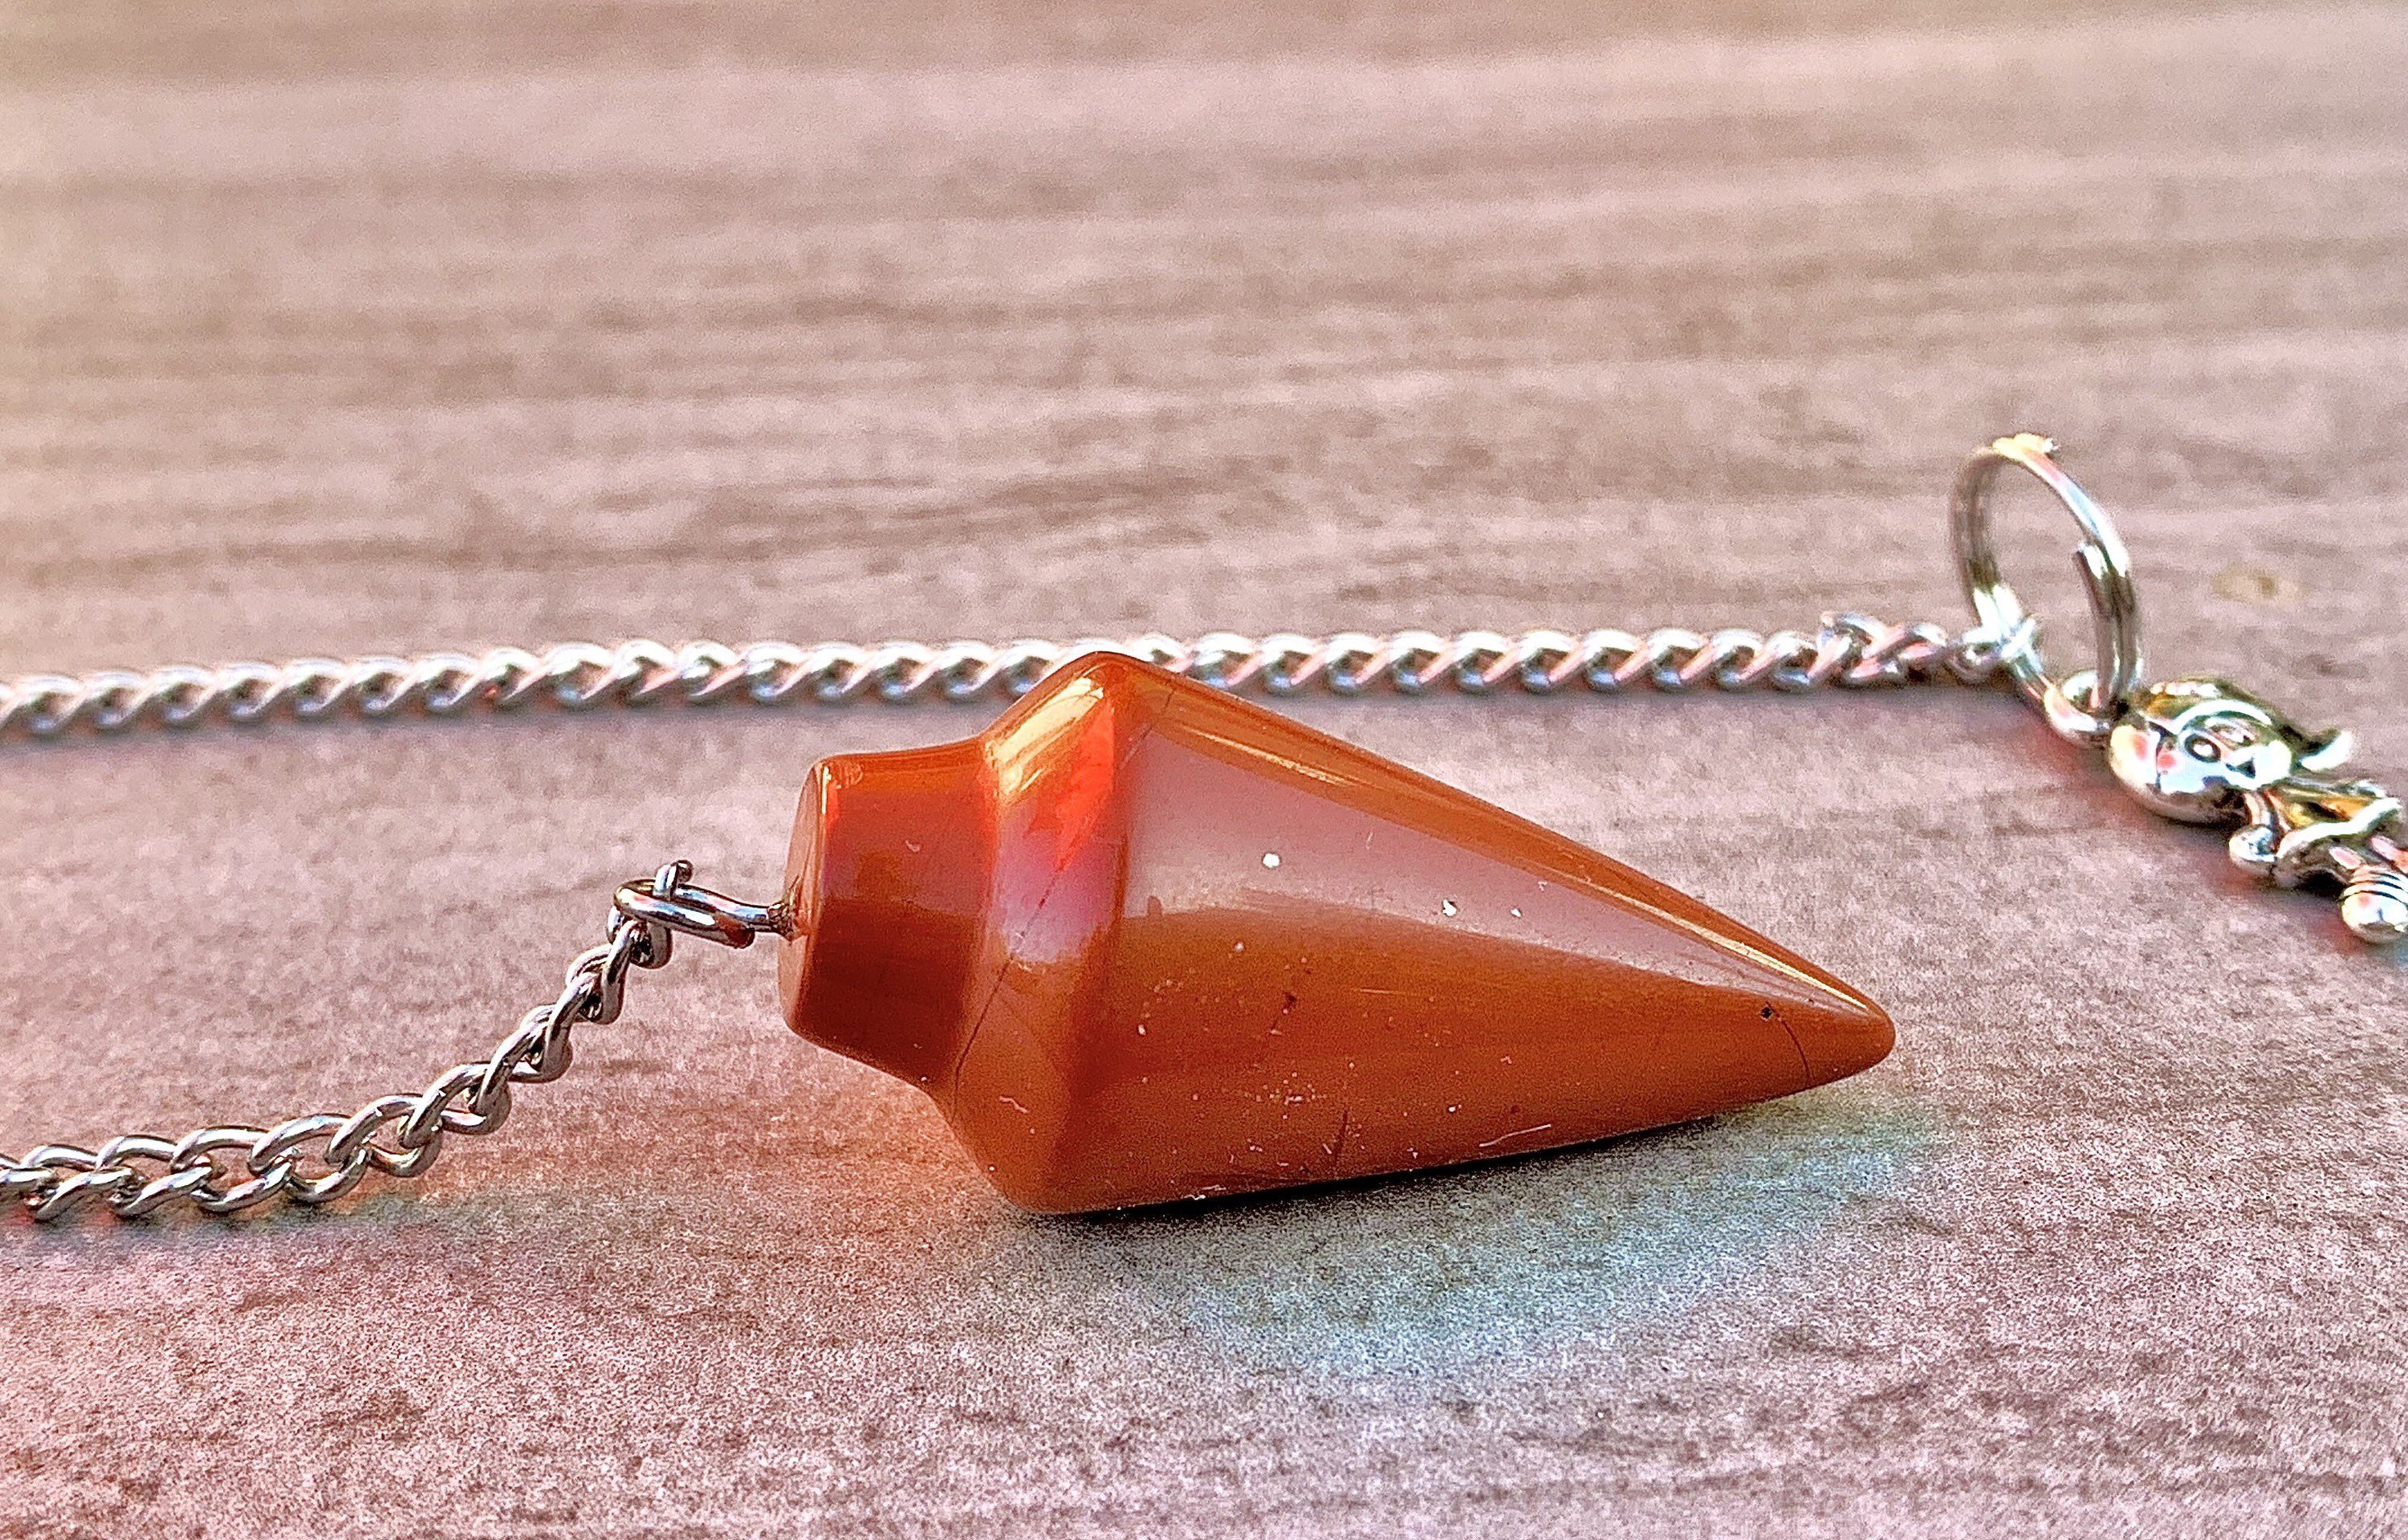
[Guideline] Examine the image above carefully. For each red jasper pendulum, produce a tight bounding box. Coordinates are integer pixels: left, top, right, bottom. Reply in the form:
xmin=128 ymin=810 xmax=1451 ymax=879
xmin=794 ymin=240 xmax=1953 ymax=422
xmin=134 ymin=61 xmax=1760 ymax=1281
xmin=30 ymin=435 xmax=2348 ymax=1225
xmin=775 ymin=653 xmax=1889 ymax=1213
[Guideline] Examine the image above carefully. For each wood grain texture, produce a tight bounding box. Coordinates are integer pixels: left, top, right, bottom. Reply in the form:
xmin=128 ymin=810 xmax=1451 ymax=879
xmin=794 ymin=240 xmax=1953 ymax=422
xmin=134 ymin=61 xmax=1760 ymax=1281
xmin=2 ymin=3 xmax=2405 ymax=1536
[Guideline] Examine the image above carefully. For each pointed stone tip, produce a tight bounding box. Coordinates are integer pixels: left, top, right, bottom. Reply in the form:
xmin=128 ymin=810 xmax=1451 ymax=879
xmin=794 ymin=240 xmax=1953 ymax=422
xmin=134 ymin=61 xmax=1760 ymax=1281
xmin=1785 ymin=972 xmax=1895 ymax=1087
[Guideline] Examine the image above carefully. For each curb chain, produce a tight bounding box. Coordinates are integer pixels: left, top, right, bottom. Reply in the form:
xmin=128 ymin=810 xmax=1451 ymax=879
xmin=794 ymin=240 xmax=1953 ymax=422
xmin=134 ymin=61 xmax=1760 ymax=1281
xmin=2 ymin=863 xmax=773 ymax=1222
xmin=0 ymin=616 xmax=2015 ymax=740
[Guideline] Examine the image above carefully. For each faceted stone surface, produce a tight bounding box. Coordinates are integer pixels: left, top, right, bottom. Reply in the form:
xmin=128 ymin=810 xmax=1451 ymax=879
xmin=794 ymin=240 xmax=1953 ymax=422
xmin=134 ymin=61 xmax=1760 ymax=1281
xmin=779 ymin=654 xmax=1892 ymax=1212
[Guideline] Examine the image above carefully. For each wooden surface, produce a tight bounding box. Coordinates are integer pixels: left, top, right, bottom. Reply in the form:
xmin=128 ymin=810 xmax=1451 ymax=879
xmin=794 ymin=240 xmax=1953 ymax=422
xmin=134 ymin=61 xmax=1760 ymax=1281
xmin=4 ymin=3 xmax=2406 ymax=1535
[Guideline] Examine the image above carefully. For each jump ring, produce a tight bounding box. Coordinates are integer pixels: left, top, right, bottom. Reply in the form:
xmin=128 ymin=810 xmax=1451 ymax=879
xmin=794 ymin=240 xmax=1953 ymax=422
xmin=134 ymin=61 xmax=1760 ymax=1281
xmin=1949 ymin=433 xmax=2146 ymax=744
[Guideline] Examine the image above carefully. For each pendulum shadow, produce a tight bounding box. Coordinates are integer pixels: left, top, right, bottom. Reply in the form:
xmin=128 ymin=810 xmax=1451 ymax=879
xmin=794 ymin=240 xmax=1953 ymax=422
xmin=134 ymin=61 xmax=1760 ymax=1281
xmin=987 ymin=1086 xmax=1942 ymax=1383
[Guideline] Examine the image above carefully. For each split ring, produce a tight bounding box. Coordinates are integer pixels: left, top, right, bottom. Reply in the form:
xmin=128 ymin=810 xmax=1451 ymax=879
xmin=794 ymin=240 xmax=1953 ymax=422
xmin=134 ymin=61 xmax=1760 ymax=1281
xmin=1950 ymin=433 xmax=2146 ymax=744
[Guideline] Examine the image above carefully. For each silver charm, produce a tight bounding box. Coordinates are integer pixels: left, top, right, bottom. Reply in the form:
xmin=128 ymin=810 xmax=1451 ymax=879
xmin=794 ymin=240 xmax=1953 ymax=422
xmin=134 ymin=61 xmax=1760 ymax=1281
xmin=2108 ymin=681 xmax=2406 ymax=942
xmin=1954 ymin=433 xmax=2406 ymax=944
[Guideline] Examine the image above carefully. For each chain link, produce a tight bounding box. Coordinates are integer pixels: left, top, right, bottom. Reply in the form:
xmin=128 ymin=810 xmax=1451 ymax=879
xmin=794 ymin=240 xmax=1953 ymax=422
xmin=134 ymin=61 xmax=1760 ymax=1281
xmin=2 ymin=862 xmax=773 ymax=1222
xmin=0 ymin=616 xmax=2014 ymax=741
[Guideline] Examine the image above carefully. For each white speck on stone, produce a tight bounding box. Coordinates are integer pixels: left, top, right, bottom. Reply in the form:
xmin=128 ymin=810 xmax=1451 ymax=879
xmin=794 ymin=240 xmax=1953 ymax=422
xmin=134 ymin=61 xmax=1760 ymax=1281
xmin=1233 ymin=940 xmax=1245 ymax=953
xmin=1510 ymin=906 xmax=1523 ymax=918
xmin=1262 ymin=852 xmax=1281 ymax=869
xmin=1441 ymin=898 xmax=1460 ymax=917
xmin=1447 ymin=1104 xmax=1461 ymax=1114
xmin=1136 ymin=1024 xmax=1147 ymax=1034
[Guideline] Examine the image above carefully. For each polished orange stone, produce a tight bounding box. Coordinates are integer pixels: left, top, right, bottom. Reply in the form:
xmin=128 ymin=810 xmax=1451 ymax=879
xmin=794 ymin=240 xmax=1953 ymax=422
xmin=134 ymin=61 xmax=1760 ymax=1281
xmin=778 ymin=653 xmax=1892 ymax=1213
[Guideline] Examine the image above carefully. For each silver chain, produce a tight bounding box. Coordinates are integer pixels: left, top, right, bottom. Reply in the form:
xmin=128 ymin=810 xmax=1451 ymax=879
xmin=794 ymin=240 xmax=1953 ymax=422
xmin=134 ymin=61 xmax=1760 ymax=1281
xmin=0 ymin=615 xmax=2015 ymax=739
xmin=1 ymin=862 xmax=780 ymax=1222
xmin=2 ymin=615 xmax=2010 ymax=1222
